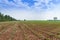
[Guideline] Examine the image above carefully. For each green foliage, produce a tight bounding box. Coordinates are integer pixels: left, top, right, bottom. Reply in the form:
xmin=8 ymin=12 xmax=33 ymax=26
xmin=0 ymin=12 xmax=16 ymax=21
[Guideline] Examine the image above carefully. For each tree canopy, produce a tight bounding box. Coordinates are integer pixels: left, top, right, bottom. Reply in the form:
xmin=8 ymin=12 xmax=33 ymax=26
xmin=0 ymin=12 xmax=16 ymax=21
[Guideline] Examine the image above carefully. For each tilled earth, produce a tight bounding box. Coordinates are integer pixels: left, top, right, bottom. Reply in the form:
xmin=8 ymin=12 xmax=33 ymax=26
xmin=0 ymin=22 xmax=60 ymax=40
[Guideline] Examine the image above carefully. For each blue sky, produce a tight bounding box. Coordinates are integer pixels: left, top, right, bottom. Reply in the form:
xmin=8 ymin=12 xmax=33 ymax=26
xmin=0 ymin=0 xmax=60 ymax=20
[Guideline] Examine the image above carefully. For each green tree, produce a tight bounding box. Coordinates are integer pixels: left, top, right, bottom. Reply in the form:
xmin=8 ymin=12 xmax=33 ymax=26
xmin=0 ymin=12 xmax=16 ymax=21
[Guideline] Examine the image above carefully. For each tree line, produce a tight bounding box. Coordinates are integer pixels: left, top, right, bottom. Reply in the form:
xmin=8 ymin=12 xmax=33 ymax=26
xmin=0 ymin=12 xmax=17 ymax=21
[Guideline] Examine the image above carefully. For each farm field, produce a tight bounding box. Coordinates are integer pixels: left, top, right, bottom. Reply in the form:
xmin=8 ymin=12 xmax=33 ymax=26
xmin=0 ymin=21 xmax=60 ymax=40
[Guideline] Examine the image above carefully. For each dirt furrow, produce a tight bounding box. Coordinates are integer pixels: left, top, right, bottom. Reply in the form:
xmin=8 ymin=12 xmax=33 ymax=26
xmin=12 ymin=23 xmax=25 ymax=40
xmin=23 ymin=22 xmax=59 ymax=40
xmin=0 ymin=23 xmax=15 ymax=35
xmin=0 ymin=27 xmax=13 ymax=40
xmin=20 ymin=23 xmax=45 ymax=40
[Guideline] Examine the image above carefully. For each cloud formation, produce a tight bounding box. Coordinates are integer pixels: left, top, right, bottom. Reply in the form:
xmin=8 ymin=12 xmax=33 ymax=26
xmin=0 ymin=0 xmax=60 ymax=20
xmin=1 ymin=0 xmax=59 ymax=10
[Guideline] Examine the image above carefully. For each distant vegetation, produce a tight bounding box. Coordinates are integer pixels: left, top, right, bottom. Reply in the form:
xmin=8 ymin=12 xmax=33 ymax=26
xmin=0 ymin=12 xmax=17 ymax=21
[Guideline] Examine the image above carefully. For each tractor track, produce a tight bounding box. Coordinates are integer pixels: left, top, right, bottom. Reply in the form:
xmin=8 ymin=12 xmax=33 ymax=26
xmin=0 ymin=22 xmax=60 ymax=40
xmin=12 ymin=23 xmax=25 ymax=40
xmin=24 ymin=22 xmax=60 ymax=40
xmin=19 ymin=22 xmax=42 ymax=40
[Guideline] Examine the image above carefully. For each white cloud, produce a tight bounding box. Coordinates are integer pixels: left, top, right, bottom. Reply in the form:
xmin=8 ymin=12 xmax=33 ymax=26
xmin=0 ymin=0 xmax=60 ymax=20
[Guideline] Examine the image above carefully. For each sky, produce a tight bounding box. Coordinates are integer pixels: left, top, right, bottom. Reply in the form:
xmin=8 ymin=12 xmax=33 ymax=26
xmin=0 ymin=0 xmax=60 ymax=20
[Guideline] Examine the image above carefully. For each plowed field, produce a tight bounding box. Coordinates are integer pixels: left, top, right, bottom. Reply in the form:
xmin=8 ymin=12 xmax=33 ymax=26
xmin=0 ymin=21 xmax=60 ymax=40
